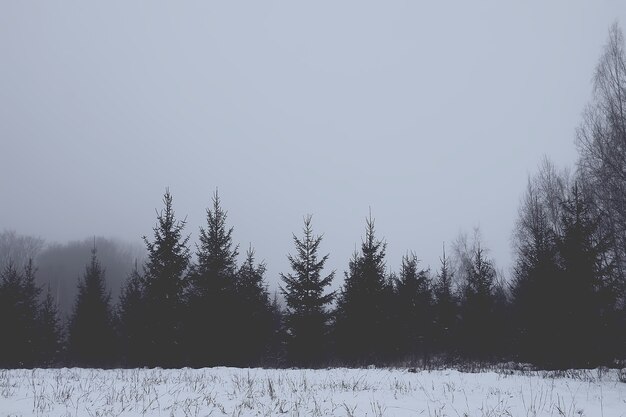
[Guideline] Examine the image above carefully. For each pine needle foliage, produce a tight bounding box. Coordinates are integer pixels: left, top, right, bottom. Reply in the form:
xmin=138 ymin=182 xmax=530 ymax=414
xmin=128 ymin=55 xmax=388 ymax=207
xmin=281 ymin=215 xmax=335 ymax=366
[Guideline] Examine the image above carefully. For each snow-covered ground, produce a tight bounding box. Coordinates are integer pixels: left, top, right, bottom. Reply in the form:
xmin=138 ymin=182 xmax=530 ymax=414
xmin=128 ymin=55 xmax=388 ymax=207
xmin=0 ymin=366 xmax=624 ymax=416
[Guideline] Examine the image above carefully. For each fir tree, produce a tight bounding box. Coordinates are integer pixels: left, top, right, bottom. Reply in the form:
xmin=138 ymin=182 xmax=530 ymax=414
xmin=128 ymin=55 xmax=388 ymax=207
xmin=142 ymin=189 xmax=190 ymax=367
xmin=394 ymin=253 xmax=432 ymax=363
xmin=334 ymin=214 xmax=393 ymax=364
xmin=37 ymin=285 xmax=63 ymax=366
xmin=511 ymin=182 xmax=562 ymax=366
xmin=68 ymin=248 xmax=116 ymax=367
xmin=234 ymin=246 xmax=274 ymax=365
xmin=432 ymin=246 xmax=457 ymax=357
xmin=21 ymin=259 xmax=42 ymax=366
xmin=117 ymin=261 xmax=145 ymax=366
xmin=267 ymin=292 xmax=286 ymax=366
xmin=186 ymin=190 xmax=238 ymax=366
xmin=0 ymin=261 xmax=41 ymax=367
xmin=280 ymin=216 xmax=335 ymax=366
xmin=459 ymin=244 xmax=498 ymax=359
xmin=556 ymin=184 xmax=616 ymax=367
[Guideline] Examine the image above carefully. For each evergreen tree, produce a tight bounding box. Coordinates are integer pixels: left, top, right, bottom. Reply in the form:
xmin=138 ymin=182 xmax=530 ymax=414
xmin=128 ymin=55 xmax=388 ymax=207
xmin=393 ymin=253 xmax=432 ymax=364
xmin=267 ymin=292 xmax=286 ymax=366
xmin=0 ymin=263 xmax=23 ymax=368
xmin=37 ymin=285 xmax=63 ymax=367
xmin=117 ymin=261 xmax=145 ymax=367
xmin=280 ymin=216 xmax=335 ymax=366
xmin=334 ymin=214 xmax=394 ymax=364
xmin=0 ymin=261 xmax=41 ymax=368
xmin=432 ymin=246 xmax=457 ymax=358
xmin=21 ymin=259 xmax=42 ymax=366
xmin=68 ymin=248 xmax=116 ymax=367
xmin=142 ymin=189 xmax=190 ymax=367
xmin=234 ymin=246 xmax=274 ymax=365
xmin=556 ymin=184 xmax=616 ymax=367
xmin=458 ymin=244 xmax=498 ymax=359
xmin=186 ymin=190 xmax=238 ymax=366
xmin=511 ymin=181 xmax=563 ymax=366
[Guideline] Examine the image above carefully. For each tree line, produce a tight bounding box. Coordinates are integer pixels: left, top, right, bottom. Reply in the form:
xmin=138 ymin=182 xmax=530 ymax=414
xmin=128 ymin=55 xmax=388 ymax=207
xmin=2 ymin=23 xmax=626 ymax=370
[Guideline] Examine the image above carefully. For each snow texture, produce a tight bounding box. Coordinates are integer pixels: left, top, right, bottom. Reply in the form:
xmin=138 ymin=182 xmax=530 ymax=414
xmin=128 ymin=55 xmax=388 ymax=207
xmin=0 ymin=367 xmax=624 ymax=416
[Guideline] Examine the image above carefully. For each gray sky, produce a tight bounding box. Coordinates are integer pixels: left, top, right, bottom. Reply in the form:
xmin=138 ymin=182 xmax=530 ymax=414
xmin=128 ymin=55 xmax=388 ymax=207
xmin=2 ymin=1 xmax=625 ymax=290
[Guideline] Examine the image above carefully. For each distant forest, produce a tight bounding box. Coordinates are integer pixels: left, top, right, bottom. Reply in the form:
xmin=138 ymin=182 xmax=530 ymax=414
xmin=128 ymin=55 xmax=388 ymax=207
xmin=2 ymin=24 xmax=626 ymax=370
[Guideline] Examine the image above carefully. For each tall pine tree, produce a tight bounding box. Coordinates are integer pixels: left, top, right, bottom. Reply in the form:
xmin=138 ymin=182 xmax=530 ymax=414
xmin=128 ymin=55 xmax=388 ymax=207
xmin=235 ymin=246 xmax=274 ymax=366
xmin=393 ymin=253 xmax=432 ymax=364
xmin=458 ymin=244 xmax=498 ymax=360
xmin=142 ymin=189 xmax=191 ymax=367
xmin=432 ymin=246 xmax=457 ymax=358
xmin=186 ymin=190 xmax=238 ymax=366
xmin=0 ymin=261 xmax=41 ymax=368
xmin=38 ymin=285 xmax=63 ymax=367
xmin=116 ymin=261 xmax=145 ymax=367
xmin=68 ymin=247 xmax=116 ymax=367
xmin=334 ymin=214 xmax=394 ymax=364
xmin=280 ymin=216 xmax=335 ymax=366
xmin=556 ymin=184 xmax=616 ymax=367
xmin=511 ymin=180 xmax=563 ymax=366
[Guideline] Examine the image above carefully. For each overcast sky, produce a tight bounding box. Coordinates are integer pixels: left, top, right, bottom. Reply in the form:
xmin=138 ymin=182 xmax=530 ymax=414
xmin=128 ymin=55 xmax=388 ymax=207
xmin=2 ymin=1 xmax=626 ymax=290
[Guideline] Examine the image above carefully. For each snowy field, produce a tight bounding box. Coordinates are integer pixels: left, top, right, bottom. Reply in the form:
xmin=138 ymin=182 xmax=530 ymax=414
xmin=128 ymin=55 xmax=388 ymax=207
xmin=0 ymin=367 xmax=624 ymax=417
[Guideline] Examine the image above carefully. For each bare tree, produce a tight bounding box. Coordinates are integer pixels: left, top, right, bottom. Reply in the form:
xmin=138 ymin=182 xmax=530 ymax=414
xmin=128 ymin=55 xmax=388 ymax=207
xmin=0 ymin=230 xmax=44 ymax=271
xmin=576 ymin=22 xmax=626 ymax=280
xmin=451 ymin=227 xmax=483 ymax=291
xmin=513 ymin=157 xmax=570 ymax=258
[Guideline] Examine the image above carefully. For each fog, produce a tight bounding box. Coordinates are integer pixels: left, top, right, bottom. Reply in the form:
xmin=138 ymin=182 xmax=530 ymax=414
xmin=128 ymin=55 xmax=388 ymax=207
xmin=36 ymin=238 xmax=145 ymax=316
xmin=2 ymin=1 xmax=626 ymax=291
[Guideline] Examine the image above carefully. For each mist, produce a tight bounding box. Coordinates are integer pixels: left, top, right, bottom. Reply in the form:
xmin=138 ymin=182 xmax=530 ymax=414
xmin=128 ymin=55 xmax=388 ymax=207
xmin=3 ymin=2 xmax=625 ymax=287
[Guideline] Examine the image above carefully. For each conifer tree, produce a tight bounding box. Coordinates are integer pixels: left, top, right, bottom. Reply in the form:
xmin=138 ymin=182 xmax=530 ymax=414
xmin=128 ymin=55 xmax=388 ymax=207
xmin=459 ymin=244 xmax=498 ymax=359
xmin=0 ymin=263 xmax=22 ymax=368
xmin=394 ymin=253 xmax=432 ymax=363
xmin=187 ymin=190 xmax=238 ymax=366
xmin=511 ymin=181 xmax=562 ymax=366
xmin=267 ymin=292 xmax=286 ymax=366
xmin=334 ymin=214 xmax=393 ymax=364
xmin=117 ymin=261 xmax=145 ymax=366
xmin=0 ymin=261 xmax=40 ymax=367
xmin=432 ymin=246 xmax=457 ymax=357
xmin=37 ymin=285 xmax=63 ymax=366
xmin=21 ymin=259 xmax=42 ymax=366
xmin=142 ymin=189 xmax=190 ymax=367
xmin=280 ymin=216 xmax=335 ymax=366
xmin=556 ymin=184 xmax=616 ymax=367
xmin=234 ymin=246 xmax=274 ymax=365
xmin=68 ymin=248 xmax=116 ymax=367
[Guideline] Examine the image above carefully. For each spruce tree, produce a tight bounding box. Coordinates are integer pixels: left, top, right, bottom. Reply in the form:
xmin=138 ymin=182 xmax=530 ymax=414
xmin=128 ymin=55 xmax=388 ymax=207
xmin=267 ymin=292 xmax=286 ymax=366
xmin=511 ymin=182 xmax=562 ymax=366
xmin=186 ymin=190 xmax=238 ymax=366
xmin=21 ymin=259 xmax=42 ymax=366
xmin=394 ymin=253 xmax=432 ymax=363
xmin=334 ymin=214 xmax=393 ymax=364
xmin=556 ymin=184 xmax=616 ymax=367
xmin=68 ymin=248 xmax=116 ymax=367
xmin=235 ymin=246 xmax=274 ymax=365
xmin=459 ymin=244 xmax=498 ymax=359
xmin=280 ymin=216 xmax=335 ymax=366
xmin=117 ymin=261 xmax=145 ymax=366
xmin=432 ymin=246 xmax=457 ymax=358
xmin=142 ymin=189 xmax=190 ymax=367
xmin=37 ymin=285 xmax=63 ymax=367
xmin=0 ymin=261 xmax=40 ymax=367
